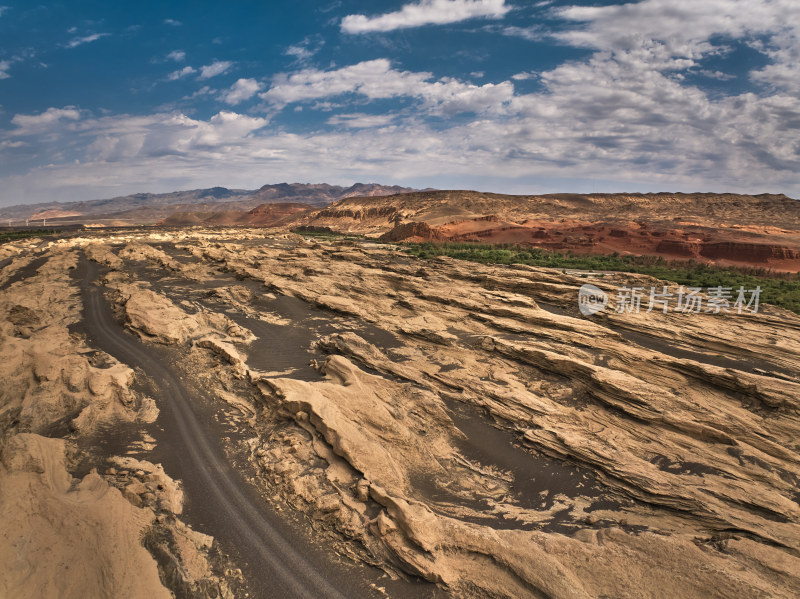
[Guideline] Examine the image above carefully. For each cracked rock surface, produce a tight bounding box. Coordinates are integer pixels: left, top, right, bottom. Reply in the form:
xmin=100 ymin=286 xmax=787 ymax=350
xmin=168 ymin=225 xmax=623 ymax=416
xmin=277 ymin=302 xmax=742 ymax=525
xmin=2 ymin=228 xmax=799 ymax=598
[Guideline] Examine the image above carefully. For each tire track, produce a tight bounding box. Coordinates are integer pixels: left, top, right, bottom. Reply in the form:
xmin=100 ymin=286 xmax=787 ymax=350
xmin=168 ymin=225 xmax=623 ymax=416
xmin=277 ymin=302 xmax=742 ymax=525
xmin=76 ymin=255 xmax=367 ymax=599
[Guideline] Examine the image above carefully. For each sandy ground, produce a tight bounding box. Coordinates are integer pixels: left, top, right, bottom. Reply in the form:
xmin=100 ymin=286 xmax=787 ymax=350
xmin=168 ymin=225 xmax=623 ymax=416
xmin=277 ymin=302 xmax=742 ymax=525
xmin=1 ymin=228 xmax=799 ymax=598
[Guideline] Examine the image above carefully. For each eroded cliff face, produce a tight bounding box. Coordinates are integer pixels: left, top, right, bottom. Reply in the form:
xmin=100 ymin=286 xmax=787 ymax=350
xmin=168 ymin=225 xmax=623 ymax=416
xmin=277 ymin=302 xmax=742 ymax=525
xmin=379 ymin=221 xmax=447 ymax=242
xmin=301 ymin=191 xmax=800 ymax=271
xmin=699 ymin=241 xmax=800 ymax=261
xmin=307 ymin=190 xmax=800 ymax=230
xmin=2 ymin=228 xmax=800 ymax=599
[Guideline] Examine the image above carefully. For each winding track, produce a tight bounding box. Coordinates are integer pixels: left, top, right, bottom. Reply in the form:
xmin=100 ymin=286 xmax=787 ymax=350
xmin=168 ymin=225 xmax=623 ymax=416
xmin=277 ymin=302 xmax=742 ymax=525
xmin=76 ymin=256 xmax=366 ymax=599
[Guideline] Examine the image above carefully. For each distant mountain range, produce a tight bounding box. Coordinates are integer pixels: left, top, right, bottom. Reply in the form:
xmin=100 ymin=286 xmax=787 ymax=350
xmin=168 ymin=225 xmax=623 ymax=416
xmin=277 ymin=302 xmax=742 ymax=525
xmin=4 ymin=184 xmax=798 ymax=272
xmin=0 ymin=183 xmax=421 ymax=225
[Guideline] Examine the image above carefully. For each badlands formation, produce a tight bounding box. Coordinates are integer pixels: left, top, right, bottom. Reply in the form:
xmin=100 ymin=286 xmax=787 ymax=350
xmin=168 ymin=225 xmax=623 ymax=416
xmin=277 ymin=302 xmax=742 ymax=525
xmin=304 ymin=191 xmax=800 ymax=272
xmin=1 ymin=225 xmax=799 ymax=598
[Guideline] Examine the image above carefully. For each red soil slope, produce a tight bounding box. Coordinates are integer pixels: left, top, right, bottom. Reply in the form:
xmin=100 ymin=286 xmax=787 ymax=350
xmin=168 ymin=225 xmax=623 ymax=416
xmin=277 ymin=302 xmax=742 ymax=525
xmin=302 ymin=191 xmax=800 ymax=272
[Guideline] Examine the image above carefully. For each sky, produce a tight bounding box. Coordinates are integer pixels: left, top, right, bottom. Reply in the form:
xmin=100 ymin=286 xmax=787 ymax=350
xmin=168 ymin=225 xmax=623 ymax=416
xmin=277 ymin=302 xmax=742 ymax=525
xmin=0 ymin=0 xmax=798 ymax=206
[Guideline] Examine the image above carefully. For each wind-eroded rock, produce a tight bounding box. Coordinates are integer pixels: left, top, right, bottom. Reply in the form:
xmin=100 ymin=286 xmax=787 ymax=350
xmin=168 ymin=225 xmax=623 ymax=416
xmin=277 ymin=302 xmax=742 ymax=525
xmin=6 ymin=231 xmax=799 ymax=598
xmin=0 ymin=249 xmax=154 ymax=437
xmin=113 ymin=282 xmax=255 ymax=347
xmin=196 ymin=235 xmax=800 ymax=597
xmin=0 ymin=434 xmax=170 ymax=599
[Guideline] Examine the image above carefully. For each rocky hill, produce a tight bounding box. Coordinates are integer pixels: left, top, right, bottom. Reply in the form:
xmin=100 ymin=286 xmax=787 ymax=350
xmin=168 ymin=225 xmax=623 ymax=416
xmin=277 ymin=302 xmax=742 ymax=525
xmin=308 ymin=190 xmax=800 ymax=229
xmin=0 ymin=183 xmax=419 ymax=225
xmin=161 ymin=202 xmax=315 ymax=227
xmin=301 ymin=190 xmax=800 ymax=271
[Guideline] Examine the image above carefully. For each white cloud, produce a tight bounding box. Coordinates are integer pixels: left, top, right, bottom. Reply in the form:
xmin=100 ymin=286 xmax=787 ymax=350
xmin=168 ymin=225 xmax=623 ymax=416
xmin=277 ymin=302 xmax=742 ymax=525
xmin=548 ymin=0 xmax=800 ymax=83
xmin=182 ymin=86 xmax=215 ymax=100
xmin=698 ymin=69 xmax=736 ymax=81
xmin=3 ymin=0 xmax=800 ymax=203
xmin=500 ymin=0 xmax=800 ymax=97
xmin=198 ymin=60 xmax=233 ymax=80
xmin=2 ymin=81 xmax=799 ymax=204
xmin=555 ymin=0 xmax=797 ymax=51
xmin=502 ymin=25 xmax=543 ymax=41
xmin=341 ymin=0 xmax=510 ymax=33
xmin=284 ymin=36 xmax=324 ymax=63
xmin=0 ymin=6 xmax=9 ymax=17
xmin=0 ymin=51 xmax=33 ymax=79
xmin=164 ymin=19 xmax=182 ymax=26
xmin=285 ymin=45 xmax=313 ymax=61
xmin=261 ymin=59 xmax=514 ymax=115
xmin=220 ymin=78 xmax=262 ymax=105
xmin=65 ymin=33 xmax=110 ymax=49
xmin=166 ymin=50 xmax=186 ymax=62
xmin=750 ymin=29 xmax=800 ymax=94
xmin=11 ymin=107 xmax=81 ymax=133
xmin=168 ymin=66 xmax=196 ymax=80
xmin=76 ymin=111 xmax=268 ymax=163
xmin=262 ymin=59 xmax=425 ymax=105
xmin=327 ymin=113 xmax=395 ymax=128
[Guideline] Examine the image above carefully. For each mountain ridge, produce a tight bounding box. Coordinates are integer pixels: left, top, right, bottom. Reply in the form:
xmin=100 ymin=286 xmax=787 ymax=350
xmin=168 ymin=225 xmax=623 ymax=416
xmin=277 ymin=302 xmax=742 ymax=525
xmin=0 ymin=182 xmax=420 ymax=223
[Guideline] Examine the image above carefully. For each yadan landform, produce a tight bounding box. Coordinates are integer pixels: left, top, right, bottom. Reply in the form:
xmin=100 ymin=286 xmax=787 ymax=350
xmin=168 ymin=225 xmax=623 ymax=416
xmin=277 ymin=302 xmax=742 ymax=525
xmin=1 ymin=189 xmax=799 ymax=598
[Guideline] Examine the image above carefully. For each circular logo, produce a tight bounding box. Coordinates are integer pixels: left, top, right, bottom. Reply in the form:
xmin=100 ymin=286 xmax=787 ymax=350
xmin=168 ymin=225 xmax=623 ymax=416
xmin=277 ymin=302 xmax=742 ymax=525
xmin=578 ymin=284 xmax=608 ymax=316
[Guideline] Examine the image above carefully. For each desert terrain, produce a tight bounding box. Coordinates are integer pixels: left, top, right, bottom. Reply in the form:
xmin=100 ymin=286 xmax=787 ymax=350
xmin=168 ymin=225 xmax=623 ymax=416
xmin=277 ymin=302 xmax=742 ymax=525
xmin=303 ymin=191 xmax=800 ymax=272
xmin=6 ymin=189 xmax=800 ymax=272
xmin=1 ymin=221 xmax=799 ymax=598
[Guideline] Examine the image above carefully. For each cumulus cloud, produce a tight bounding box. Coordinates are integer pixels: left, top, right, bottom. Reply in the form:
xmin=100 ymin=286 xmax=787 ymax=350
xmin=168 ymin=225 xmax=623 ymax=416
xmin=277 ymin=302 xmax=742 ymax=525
xmin=0 ymin=60 xmax=10 ymax=80
xmin=2 ymin=77 xmax=800 ymax=204
xmin=220 ymin=78 xmax=262 ymax=105
xmin=11 ymin=107 xmax=81 ymax=133
xmin=3 ymin=88 xmax=798 ymax=206
xmin=65 ymin=33 xmax=110 ymax=48
xmin=341 ymin=0 xmax=510 ymax=33
xmin=750 ymin=29 xmax=800 ymax=93
xmin=3 ymin=0 xmax=800 ymax=203
xmin=164 ymin=19 xmax=182 ymax=26
xmin=546 ymin=0 xmax=800 ymax=85
xmin=168 ymin=66 xmax=196 ymax=80
xmin=198 ymin=60 xmax=233 ymax=80
xmin=166 ymin=50 xmax=186 ymax=62
xmin=78 ymin=111 xmax=268 ymax=163
xmin=261 ymin=59 xmax=514 ymax=115
xmin=499 ymin=0 xmax=800 ymax=96
xmin=555 ymin=0 xmax=795 ymax=51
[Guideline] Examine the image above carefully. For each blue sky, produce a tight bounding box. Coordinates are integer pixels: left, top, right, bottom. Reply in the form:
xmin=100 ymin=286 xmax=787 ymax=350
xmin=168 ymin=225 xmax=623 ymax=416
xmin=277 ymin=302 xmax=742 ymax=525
xmin=0 ymin=0 xmax=798 ymax=205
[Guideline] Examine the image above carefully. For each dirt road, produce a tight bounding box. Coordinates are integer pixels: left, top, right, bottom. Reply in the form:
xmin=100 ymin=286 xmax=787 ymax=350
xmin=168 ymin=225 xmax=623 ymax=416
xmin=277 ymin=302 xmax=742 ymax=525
xmin=76 ymin=256 xmax=380 ymax=599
